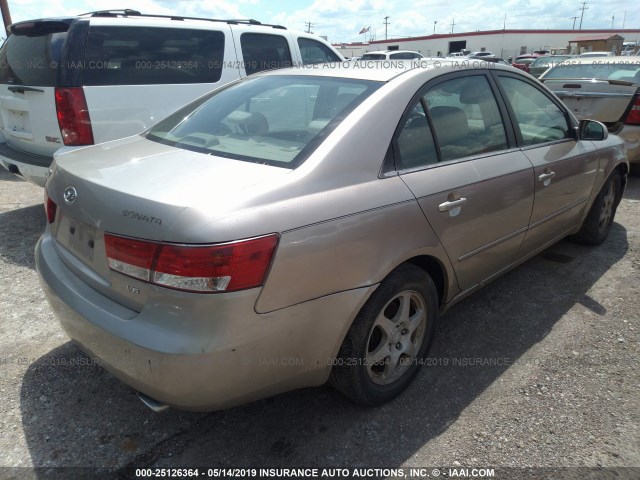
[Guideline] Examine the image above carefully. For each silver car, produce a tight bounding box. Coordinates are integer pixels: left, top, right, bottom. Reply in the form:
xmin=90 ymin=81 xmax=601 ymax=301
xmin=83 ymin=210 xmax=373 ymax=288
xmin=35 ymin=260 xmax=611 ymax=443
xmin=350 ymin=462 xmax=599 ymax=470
xmin=540 ymin=57 xmax=640 ymax=173
xmin=37 ymin=62 xmax=628 ymax=411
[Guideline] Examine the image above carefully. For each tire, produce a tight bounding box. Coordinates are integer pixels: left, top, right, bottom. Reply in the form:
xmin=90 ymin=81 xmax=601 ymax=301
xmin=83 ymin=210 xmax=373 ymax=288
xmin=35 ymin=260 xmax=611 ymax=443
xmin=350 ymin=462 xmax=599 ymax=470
xmin=571 ymin=170 xmax=621 ymax=245
xmin=330 ymin=264 xmax=438 ymax=406
xmin=630 ymin=164 xmax=640 ymax=177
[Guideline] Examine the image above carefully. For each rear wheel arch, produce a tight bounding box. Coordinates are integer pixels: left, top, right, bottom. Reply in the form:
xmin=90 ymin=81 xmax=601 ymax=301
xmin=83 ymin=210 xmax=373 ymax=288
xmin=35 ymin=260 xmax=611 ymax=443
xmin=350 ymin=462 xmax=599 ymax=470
xmin=405 ymin=255 xmax=448 ymax=307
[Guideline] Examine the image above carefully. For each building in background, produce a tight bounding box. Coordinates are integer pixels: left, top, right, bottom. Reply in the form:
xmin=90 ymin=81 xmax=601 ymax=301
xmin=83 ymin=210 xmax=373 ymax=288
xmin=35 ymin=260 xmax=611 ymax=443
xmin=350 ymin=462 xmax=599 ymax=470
xmin=334 ymin=29 xmax=640 ymax=59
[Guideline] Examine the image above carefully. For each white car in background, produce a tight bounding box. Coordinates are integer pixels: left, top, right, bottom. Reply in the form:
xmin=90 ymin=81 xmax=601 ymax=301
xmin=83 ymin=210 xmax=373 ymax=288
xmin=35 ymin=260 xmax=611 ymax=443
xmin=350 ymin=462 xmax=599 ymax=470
xmin=359 ymin=50 xmax=424 ymax=61
xmin=0 ymin=9 xmax=343 ymax=187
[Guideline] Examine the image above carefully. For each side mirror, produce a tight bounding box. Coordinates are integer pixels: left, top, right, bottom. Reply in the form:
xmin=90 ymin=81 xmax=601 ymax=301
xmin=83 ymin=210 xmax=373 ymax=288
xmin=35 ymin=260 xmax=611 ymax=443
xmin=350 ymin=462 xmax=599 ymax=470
xmin=579 ymin=119 xmax=608 ymax=141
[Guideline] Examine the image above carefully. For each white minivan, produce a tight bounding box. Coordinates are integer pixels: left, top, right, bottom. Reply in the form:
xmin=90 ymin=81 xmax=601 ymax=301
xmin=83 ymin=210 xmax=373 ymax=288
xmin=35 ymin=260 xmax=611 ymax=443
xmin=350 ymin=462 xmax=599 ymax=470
xmin=0 ymin=9 xmax=343 ymax=186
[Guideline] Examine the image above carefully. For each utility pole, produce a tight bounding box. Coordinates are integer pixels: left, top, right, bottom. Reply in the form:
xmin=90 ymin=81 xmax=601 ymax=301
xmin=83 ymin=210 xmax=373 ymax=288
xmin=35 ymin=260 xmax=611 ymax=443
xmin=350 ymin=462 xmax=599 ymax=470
xmin=0 ymin=0 xmax=12 ymax=33
xmin=450 ymin=18 xmax=455 ymax=34
xmin=611 ymin=15 xmax=614 ymax=30
xmin=578 ymin=2 xmax=588 ymax=30
xmin=384 ymin=16 xmax=390 ymax=40
xmin=503 ymin=13 xmax=506 ymax=30
xmin=304 ymin=21 xmax=314 ymax=34
xmin=433 ymin=21 xmax=437 ymax=34
xmin=570 ymin=16 xmax=578 ymax=30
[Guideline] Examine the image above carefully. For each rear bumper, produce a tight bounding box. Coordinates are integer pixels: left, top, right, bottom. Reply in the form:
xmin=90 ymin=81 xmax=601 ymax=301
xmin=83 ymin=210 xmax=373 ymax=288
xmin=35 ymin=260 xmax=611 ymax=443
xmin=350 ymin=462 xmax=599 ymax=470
xmin=0 ymin=142 xmax=52 ymax=187
xmin=618 ymin=124 xmax=640 ymax=164
xmin=36 ymin=233 xmax=374 ymax=411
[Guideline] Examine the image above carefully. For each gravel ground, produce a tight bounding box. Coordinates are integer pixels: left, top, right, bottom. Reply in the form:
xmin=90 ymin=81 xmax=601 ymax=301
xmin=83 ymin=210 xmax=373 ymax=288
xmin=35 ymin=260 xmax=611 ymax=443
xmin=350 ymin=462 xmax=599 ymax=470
xmin=0 ymin=167 xmax=638 ymax=479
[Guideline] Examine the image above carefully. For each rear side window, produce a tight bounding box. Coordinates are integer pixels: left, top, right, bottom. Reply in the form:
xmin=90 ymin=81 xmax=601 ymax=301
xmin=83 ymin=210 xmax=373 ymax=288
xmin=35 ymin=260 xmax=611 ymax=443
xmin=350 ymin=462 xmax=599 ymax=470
xmin=297 ymin=38 xmax=341 ymax=64
xmin=390 ymin=52 xmax=422 ymax=60
xmin=0 ymin=31 xmax=66 ymax=86
xmin=240 ymin=33 xmax=292 ymax=75
xmin=82 ymin=27 xmax=225 ymax=85
xmin=360 ymin=54 xmax=386 ymax=60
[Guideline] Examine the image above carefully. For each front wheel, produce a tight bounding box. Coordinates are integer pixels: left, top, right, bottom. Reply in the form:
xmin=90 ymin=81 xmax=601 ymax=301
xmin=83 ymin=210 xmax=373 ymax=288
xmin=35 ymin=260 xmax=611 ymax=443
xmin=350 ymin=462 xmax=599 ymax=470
xmin=571 ymin=170 xmax=622 ymax=246
xmin=330 ymin=264 xmax=438 ymax=406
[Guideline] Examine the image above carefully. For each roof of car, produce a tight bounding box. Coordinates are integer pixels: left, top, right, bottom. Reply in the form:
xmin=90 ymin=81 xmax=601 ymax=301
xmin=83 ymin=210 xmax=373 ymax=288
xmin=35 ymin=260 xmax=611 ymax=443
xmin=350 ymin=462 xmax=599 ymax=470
xmin=10 ymin=10 xmax=290 ymax=32
xmin=255 ymin=60 xmax=514 ymax=82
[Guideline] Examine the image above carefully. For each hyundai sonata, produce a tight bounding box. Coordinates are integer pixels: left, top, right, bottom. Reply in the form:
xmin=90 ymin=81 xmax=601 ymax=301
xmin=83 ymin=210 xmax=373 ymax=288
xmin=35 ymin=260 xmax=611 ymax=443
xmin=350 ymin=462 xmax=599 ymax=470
xmin=37 ymin=62 xmax=628 ymax=411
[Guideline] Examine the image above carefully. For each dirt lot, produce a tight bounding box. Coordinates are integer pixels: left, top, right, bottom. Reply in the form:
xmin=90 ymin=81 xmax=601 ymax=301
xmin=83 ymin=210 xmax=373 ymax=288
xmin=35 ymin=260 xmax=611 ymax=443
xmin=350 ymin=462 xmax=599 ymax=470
xmin=0 ymin=167 xmax=638 ymax=479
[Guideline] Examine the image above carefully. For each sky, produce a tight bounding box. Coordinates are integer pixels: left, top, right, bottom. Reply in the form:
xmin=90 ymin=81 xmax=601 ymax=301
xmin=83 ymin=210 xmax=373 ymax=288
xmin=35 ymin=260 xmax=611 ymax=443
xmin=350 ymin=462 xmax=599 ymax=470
xmin=4 ymin=0 xmax=639 ymax=44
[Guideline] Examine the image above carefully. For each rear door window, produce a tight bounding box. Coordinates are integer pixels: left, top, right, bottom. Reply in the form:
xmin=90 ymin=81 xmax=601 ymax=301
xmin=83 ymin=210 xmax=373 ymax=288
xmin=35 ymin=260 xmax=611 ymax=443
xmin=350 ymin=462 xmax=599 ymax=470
xmin=423 ymin=75 xmax=508 ymax=161
xmin=240 ymin=33 xmax=293 ymax=75
xmin=82 ymin=27 xmax=225 ymax=85
xmin=297 ymin=38 xmax=341 ymax=64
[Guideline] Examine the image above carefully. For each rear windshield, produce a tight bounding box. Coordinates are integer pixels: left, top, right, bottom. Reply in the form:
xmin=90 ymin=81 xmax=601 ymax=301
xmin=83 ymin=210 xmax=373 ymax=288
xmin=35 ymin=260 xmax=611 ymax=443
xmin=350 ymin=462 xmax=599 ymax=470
xmin=544 ymin=61 xmax=640 ymax=81
xmin=0 ymin=29 xmax=66 ymax=86
xmin=146 ymin=75 xmax=381 ymax=169
xmin=82 ymin=27 xmax=225 ymax=85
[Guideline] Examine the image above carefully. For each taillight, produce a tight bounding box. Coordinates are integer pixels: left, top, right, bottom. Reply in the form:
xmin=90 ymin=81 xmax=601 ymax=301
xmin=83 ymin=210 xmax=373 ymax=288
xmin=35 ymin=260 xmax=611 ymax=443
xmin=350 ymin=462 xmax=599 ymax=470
xmin=625 ymin=96 xmax=640 ymax=125
xmin=44 ymin=190 xmax=57 ymax=224
xmin=104 ymin=233 xmax=279 ymax=293
xmin=54 ymin=87 xmax=94 ymax=146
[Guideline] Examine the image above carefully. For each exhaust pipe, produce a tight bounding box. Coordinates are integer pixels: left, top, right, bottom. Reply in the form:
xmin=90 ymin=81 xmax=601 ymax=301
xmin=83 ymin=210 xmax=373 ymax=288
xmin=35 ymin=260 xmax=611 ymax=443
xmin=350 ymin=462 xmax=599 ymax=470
xmin=137 ymin=392 xmax=169 ymax=412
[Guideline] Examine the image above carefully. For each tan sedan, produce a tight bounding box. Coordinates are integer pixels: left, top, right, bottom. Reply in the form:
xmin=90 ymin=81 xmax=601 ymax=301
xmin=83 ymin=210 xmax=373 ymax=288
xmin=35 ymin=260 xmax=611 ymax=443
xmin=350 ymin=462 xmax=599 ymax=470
xmin=37 ymin=62 xmax=628 ymax=411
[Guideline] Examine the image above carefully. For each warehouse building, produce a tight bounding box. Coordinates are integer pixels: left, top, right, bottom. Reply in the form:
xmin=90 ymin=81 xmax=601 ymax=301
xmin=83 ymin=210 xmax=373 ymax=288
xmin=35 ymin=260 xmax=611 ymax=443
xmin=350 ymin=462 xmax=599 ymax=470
xmin=334 ymin=29 xmax=640 ymax=59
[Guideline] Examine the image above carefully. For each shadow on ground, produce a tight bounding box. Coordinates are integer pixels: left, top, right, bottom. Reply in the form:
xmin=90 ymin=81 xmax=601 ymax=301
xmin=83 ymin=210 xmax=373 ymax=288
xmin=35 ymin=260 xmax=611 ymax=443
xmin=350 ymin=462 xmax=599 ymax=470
xmin=19 ymin=212 xmax=629 ymax=476
xmin=0 ymin=205 xmax=46 ymax=269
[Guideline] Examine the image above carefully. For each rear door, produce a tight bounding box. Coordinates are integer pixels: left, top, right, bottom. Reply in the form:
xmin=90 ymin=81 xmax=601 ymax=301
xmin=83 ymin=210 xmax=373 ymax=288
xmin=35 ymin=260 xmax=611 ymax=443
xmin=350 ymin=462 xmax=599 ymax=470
xmin=81 ymin=18 xmax=240 ymax=144
xmin=0 ymin=20 xmax=71 ymax=158
xmin=395 ymin=72 xmax=535 ymax=291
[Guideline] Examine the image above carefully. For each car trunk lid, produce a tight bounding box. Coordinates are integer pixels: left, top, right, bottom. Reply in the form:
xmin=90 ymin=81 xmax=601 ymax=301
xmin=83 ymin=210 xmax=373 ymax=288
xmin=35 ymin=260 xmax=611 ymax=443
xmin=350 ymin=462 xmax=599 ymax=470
xmin=46 ymin=136 xmax=289 ymax=310
xmin=543 ymin=78 xmax=639 ymax=124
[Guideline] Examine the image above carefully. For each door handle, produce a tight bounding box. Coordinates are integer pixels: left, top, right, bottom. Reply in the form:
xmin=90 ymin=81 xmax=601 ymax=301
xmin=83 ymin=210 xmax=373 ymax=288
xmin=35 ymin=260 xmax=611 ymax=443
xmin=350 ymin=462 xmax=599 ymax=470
xmin=438 ymin=197 xmax=467 ymax=212
xmin=538 ymin=171 xmax=556 ymax=182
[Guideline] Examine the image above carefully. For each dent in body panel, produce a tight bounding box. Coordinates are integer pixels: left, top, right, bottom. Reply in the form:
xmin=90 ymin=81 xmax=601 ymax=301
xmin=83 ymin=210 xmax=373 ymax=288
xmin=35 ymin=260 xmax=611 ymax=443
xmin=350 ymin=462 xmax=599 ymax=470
xmin=255 ymin=192 xmax=453 ymax=313
xmin=401 ymin=151 xmax=535 ymax=291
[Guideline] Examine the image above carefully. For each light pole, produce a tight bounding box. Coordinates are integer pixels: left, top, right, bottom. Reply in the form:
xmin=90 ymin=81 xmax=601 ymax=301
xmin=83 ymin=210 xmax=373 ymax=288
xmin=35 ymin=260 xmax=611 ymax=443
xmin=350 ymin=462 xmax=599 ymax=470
xmin=433 ymin=21 xmax=437 ymax=34
xmin=384 ymin=16 xmax=390 ymax=40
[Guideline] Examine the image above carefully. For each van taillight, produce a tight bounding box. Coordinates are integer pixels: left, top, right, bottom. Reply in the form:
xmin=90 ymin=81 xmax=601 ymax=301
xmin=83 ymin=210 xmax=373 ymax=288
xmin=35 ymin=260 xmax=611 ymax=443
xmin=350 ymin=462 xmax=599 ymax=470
xmin=54 ymin=87 xmax=94 ymax=146
xmin=44 ymin=191 xmax=57 ymax=224
xmin=104 ymin=233 xmax=279 ymax=293
xmin=625 ymin=96 xmax=640 ymax=125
